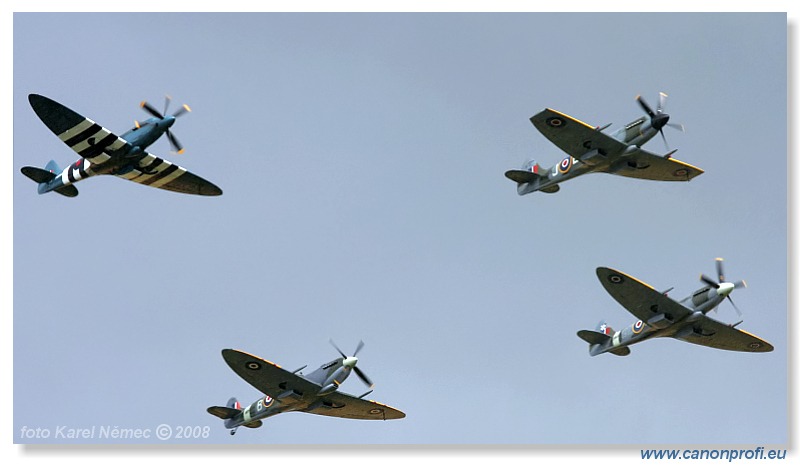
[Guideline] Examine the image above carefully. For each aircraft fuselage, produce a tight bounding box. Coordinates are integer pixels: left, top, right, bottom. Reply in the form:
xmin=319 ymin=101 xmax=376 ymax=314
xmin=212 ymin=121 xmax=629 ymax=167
xmin=590 ymin=286 xmax=728 ymax=356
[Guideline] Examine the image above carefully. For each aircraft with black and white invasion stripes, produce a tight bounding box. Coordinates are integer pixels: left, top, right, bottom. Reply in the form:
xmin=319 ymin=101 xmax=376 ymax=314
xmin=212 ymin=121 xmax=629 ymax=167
xmin=21 ymin=94 xmax=222 ymax=197
xmin=578 ymin=259 xmax=773 ymax=356
xmin=505 ymin=93 xmax=703 ymax=195
xmin=207 ymin=341 xmax=405 ymax=435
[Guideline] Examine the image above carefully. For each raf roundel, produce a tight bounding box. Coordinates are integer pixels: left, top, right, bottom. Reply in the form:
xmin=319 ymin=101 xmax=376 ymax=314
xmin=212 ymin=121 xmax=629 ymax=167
xmin=546 ymin=116 xmax=565 ymax=128
xmin=608 ymin=273 xmax=624 ymax=284
xmin=557 ymin=157 xmax=573 ymax=174
xmin=749 ymin=342 xmax=762 ymax=349
xmin=673 ymin=168 xmax=689 ymax=177
xmin=246 ymin=361 xmax=262 ymax=371
xmin=632 ymin=320 xmax=645 ymax=334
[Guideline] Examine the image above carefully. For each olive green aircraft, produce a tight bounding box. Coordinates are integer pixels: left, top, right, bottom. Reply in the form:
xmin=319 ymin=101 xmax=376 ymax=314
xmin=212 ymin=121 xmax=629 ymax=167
xmin=506 ymin=93 xmax=703 ymax=195
xmin=208 ymin=341 xmax=405 ymax=435
xmin=578 ymin=259 xmax=773 ymax=356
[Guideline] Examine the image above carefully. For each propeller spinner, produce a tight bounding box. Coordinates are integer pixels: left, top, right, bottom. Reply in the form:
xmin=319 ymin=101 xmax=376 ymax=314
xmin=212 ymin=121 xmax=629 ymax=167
xmin=636 ymin=92 xmax=684 ymax=150
xmin=139 ymin=95 xmax=191 ymax=154
xmin=329 ymin=339 xmax=374 ymax=388
xmin=699 ymin=258 xmax=747 ymax=317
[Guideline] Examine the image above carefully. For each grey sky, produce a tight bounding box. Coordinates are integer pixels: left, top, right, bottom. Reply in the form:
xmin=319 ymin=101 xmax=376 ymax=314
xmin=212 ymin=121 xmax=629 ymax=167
xmin=11 ymin=11 xmax=789 ymax=451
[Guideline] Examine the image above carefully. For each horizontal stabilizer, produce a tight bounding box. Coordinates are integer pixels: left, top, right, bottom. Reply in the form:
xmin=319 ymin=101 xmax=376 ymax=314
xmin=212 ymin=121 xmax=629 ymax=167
xmin=609 ymin=347 xmax=631 ymax=356
xmin=505 ymin=169 xmax=542 ymax=184
xmin=207 ymin=406 xmax=240 ymax=420
xmin=54 ymin=185 xmax=79 ymax=197
xmin=21 ymin=166 xmax=57 ymax=184
xmin=577 ymin=330 xmax=611 ymax=346
xmin=243 ymin=420 xmax=263 ymax=429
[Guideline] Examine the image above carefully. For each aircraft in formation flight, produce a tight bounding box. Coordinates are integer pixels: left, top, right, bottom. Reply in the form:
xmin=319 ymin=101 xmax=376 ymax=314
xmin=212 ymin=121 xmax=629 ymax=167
xmin=578 ymin=258 xmax=773 ymax=356
xmin=207 ymin=341 xmax=405 ymax=435
xmin=21 ymin=94 xmax=222 ymax=197
xmin=505 ymin=93 xmax=704 ymax=195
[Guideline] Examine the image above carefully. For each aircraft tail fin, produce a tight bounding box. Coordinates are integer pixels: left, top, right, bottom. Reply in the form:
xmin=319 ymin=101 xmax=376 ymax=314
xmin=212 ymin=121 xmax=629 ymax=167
xmin=505 ymin=159 xmax=546 ymax=184
xmin=20 ymin=161 xmax=79 ymax=197
xmin=206 ymin=397 xmax=243 ymax=420
xmin=577 ymin=320 xmax=630 ymax=356
xmin=505 ymin=159 xmax=559 ymax=194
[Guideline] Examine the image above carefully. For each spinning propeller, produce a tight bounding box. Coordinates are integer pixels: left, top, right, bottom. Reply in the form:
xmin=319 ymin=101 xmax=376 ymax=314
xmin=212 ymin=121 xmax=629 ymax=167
xmin=636 ymin=92 xmax=685 ymax=150
xmin=330 ymin=339 xmax=374 ymax=389
xmin=699 ymin=258 xmax=747 ymax=317
xmin=139 ymin=95 xmax=191 ymax=154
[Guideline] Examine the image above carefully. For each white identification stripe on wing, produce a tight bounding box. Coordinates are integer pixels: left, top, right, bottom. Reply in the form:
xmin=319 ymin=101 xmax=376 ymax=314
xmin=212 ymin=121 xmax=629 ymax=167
xmin=118 ymin=170 xmax=142 ymax=180
xmin=139 ymin=153 xmax=157 ymax=166
xmin=128 ymin=161 xmax=171 ymax=183
xmin=87 ymin=153 xmax=112 ymax=164
xmin=70 ymin=127 xmax=112 ymax=152
xmin=149 ymin=166 xmax=187 ymax=188
xmin=57 ymin=118 xmax=95 ymax=141
xmin=107 ymin=138 xmax=127 ymax=151
xmin=60 ymin=168 xmax=71 ymax=185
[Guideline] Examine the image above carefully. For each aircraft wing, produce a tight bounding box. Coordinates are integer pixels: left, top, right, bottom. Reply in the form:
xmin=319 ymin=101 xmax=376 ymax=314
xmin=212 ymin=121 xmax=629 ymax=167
xmin=29 ymin=93 xmax=129 ymax=166
xmin=674 ymin=317 xmax=774 ymax=352
xmin=303 ymin=391 xmax=406 ymax=421
xmin=530 ymin=108 xmax=629 ymax=161
xmin=114 ymin=151 xmax=223 ymax=196
xmin=596 ymin=267 xmax=693 ymax=324
xmin=605 ymin=146 xmax=704 ymax=182
xmin=222 ymin=349 xmax=321 ymax=402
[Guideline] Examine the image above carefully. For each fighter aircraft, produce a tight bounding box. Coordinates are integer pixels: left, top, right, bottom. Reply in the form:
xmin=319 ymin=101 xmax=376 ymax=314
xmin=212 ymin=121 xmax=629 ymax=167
xmin=578 ymin=259 xmax=773 ymax=356
xmin=505 ymin=93 xmax=703 ymax=195
xmin=207 ymin=341 xmax=405 ymax=435
xmin=21 ymin=94 xmax=222 ymax=197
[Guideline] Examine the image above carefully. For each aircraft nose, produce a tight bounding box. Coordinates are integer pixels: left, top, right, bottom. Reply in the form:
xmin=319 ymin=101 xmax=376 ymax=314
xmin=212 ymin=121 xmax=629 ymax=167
xmin=163 ymin=115 xmax=176 ymax=128
xmin=717 ymin=282 xmax=735 ymax=297
xmin=343 ymin=356 xmax=358 ymax=368
xmin=652 ymin=113 xmax=670 ymax=130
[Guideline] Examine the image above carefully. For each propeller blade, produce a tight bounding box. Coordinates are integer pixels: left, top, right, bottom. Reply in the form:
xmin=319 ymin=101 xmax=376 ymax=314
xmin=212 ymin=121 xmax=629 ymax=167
xmin=166 ymin=130 xmax=184 ymax=154
xmin=172 ymin=104 xmax=191 ymax=118
xmin=727 ymin=296 xmax=743 ymax=317
xmin=667 ymin=122 xmax=685 ymax=132
xmin=636 ymin=95 xmax=656 ymax=118
xmin=734 ymin=280 xmax=747 ymax=289
xmin=140 ymin=101 xmax=164 ymax=119
xmin=657 ymin=92 xmax=668 ymax=114
xmin=700 ymin=274 xmax=720 ymax=288
xmin=353 ymin=340 xmax=365 ymax=357
xmin=715 ymin=258 xmax=726 ymax=283
xmin=329 ymin=339 xmax=347 ymax=359
xmin=353 ymin=366 xmax=374 ymax=388
xmin=659 ymin=129 xmax=669 ymax=151
xmin=163 ymin=95 xmax=172 ymax=117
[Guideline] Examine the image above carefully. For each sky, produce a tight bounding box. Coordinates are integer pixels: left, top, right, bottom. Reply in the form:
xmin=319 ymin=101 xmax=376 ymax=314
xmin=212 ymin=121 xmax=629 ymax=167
xmin=5 ymin=6 xmax=793 ymax=461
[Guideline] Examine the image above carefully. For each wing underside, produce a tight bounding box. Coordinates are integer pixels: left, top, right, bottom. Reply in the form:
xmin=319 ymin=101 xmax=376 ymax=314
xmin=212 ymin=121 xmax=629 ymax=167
xmin=221 ymin=349 xmax=405 ymax=420
xmin=115 ymin=152 xmax=222 ymax=196
xmin=596 ymin=267 xmax=692 ymax=324
xmin=530 ymin=108 xmax=703 ymax=181
xmin=675 ymin=317 xmax=774 ymax=352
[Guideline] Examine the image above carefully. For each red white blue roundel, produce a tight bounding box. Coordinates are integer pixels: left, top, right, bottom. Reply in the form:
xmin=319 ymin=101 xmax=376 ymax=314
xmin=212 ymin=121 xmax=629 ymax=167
xmin=546 ymin=117 xmax=564 ymax=127
xmin=558 ymin=157 xmax=572 ymax=174
xmin=632 ymin=320 xmax=645 ymax=334
xmin=263 ymin=395 xmax=274 ymax=408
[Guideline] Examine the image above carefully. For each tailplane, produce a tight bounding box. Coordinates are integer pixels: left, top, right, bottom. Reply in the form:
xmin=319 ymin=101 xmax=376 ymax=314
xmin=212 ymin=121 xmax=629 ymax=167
xmin=577 ymin=321 xmax=631 ymax=356
xmin=504 ymin=159 xmax=559 ymax=194
xmin=20 ymin=160 xmax=79 ymax=197
xmin=207 ymin=397 xmax=245 ymax=435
